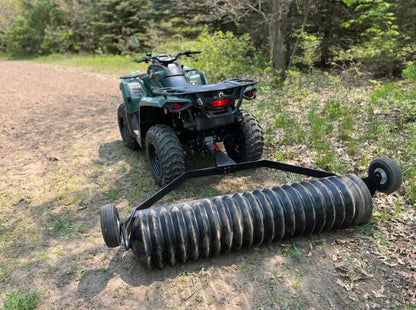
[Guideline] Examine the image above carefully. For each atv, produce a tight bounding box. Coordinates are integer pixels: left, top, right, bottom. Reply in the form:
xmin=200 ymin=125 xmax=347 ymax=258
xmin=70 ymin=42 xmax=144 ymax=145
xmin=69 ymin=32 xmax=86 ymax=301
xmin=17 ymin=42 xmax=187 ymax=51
xmin=117 ymin=49 xmax=264 ymax=185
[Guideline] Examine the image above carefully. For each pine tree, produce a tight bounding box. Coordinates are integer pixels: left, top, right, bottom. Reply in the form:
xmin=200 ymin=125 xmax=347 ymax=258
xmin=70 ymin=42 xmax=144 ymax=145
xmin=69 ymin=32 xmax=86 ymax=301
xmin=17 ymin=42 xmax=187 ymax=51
xmin=91 ymin=0 xmax=150 ymax=54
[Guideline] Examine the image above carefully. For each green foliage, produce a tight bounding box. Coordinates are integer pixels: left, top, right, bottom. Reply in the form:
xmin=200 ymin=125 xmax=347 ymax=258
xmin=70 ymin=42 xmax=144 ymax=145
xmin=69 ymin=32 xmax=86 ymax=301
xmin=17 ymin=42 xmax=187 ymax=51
xmin=187 ymin=29 xmax=259 ymax=82
xmin=290 ymin=29 xmax=320 ymax=71
xmin=41 ymin=28 xmax=80 ymax=54
xmin=342 ymin=0 xmax=403 ymax=76
xmin=402 ymin=62 xmax=416 ymax=82
xmin=32 ymin=53 xmax=146 ymax=74
xmin=3 ymin=0 xmax=71 ymax=55
xmin=282 ymin=245 xmax=305 ymax=262
xmin=0 ymin=0 xmax=413 ymax=78
xmin=91 ymin=0 xmax=150 ymax=54
xmin=1 ymin=287 xmax=41 ymax=310
xmin=370 ymin=71 xmax=416 ymax=120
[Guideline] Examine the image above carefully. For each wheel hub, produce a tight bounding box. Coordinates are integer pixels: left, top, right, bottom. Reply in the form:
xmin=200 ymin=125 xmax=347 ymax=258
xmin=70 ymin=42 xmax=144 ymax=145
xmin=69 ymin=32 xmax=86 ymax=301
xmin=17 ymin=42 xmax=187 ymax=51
xmin=374 ymin=168 xmax=387 ymax=185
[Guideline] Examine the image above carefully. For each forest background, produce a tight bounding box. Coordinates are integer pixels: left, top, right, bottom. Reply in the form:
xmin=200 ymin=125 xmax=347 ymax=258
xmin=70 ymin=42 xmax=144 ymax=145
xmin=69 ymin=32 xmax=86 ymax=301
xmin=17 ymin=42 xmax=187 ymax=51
xmin=0 ymin=0 xmax=415 ymax=80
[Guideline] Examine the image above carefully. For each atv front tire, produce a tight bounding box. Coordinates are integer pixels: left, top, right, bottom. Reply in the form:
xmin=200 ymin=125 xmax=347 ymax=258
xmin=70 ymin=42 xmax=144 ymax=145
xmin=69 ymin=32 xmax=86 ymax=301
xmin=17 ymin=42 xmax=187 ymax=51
xmin=118 ymin=104 xmax=139 ymax=150
xmin=224 ymin=111 xmax=264 ymax=162
xmin=145 ymin=124 xmax=185 ymax=186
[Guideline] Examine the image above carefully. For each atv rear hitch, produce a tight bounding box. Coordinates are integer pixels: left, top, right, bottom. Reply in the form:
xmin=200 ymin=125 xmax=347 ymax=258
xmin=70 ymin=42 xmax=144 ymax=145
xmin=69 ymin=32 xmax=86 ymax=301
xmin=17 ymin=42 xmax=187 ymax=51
xmin=110 ymin=153 xmax=401 ymax=251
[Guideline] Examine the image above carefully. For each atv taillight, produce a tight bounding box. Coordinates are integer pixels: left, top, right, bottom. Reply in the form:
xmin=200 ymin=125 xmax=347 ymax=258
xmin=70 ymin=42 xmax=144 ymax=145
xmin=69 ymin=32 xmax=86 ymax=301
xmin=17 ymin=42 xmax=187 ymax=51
xmin=246 ymin=91 xmax=254 ymax=98
xmin=173 ymin=103 xmax=181 ymax=110
xmin=209 ymin=99 xmax=230 ymax=108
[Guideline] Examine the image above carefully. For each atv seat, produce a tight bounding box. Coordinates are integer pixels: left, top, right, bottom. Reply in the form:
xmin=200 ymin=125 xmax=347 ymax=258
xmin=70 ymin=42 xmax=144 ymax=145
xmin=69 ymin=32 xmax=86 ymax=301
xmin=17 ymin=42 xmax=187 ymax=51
xmin=148 ymin=62 xmax=190 ymax=88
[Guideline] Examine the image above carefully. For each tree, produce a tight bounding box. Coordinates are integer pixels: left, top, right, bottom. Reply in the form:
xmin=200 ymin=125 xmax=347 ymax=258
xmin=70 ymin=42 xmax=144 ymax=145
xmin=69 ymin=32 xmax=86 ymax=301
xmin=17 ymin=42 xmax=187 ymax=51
xmin=91 ymin=0 xmax=150 ymax=54
xmin=3 ymin=0 xmax=67 ymax=55
xmin=203 ymin=0 xmax=303 ymax=81
xmin=0 ymin=0 xmax=22 ymax=33
xmin=303 ymin=0 xmax=360 ymax=66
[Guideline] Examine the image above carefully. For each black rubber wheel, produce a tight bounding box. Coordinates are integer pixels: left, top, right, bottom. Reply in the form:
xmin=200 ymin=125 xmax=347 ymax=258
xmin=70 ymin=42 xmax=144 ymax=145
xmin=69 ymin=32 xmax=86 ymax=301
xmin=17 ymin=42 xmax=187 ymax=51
xmin=118 ymin=104 xmax=139 ymax=150
xmin=368 ymin=158 xmax=402 ymax=194
xmin=224 ymin=111 xmax=264 ymax=162
xmin=145 ymin=124 xmax=185 ymax=186
xmin=100 ymin=204 xmax=122 ymax=248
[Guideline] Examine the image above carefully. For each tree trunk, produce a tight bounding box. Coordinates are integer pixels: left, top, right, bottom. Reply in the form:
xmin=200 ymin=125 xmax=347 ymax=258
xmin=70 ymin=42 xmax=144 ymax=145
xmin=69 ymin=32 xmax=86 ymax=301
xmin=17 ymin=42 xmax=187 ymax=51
xmin=270 ymin=0 xmax=286 ymax=81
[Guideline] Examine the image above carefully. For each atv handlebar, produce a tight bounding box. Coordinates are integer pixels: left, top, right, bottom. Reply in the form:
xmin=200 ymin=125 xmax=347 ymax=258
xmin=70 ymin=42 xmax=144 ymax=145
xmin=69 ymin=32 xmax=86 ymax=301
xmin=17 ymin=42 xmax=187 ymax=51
xmin=133 ymin=50 xmax=202 ymax=65
xmin=178 ymin=49 xmax=201 ymax=57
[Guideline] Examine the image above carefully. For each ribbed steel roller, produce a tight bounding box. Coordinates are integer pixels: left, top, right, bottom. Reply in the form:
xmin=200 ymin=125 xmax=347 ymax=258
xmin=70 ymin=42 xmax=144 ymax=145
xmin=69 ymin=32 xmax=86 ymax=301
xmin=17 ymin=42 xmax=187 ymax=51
xmin=129 ymin=174 xmax=372 ymax=269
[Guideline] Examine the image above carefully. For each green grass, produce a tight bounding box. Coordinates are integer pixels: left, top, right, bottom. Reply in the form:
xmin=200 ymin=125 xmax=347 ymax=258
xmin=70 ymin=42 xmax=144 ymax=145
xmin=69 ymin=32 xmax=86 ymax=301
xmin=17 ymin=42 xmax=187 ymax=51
xmin=1 ymin=287 xmax=41 ymax=310
xmin=282 ymin=244 xmax=305 ymax=262
xmin=257 ymin=68 xmax=415 ymax=204
xmin=30 ymin=53 xmax=148 ymax=75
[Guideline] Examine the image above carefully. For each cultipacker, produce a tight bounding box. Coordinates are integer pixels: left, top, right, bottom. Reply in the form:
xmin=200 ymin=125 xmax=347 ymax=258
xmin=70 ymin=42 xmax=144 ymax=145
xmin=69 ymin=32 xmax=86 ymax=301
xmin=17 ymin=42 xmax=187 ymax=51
xmin=101 ymin=156 xmax=401 ymax=269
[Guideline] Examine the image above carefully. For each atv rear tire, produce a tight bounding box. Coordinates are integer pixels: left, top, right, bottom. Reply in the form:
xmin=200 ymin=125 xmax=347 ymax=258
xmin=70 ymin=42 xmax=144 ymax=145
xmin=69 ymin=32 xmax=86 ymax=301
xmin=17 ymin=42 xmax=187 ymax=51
xmin=145 ymin=124 xmax=185 ymax=186
xmin=224 ymin=111 xmax=264 ymax=162
xmin=118 ymin=104 xmax=139 ymax=150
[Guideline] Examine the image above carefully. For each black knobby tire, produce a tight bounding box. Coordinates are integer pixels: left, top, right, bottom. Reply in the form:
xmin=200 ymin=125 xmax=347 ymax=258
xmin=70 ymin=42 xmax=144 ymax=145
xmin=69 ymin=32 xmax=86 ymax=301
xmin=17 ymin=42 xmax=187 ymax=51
xmin=118 ymin=104 xmax=139 ymax=150
xmin=145 ymin=124 xmax=185 ymax=186
xmin=368 ymin=157 xmax=402 ymax=194
xmin=224 ymin=111 xmax=264 ymax=162
xmin=100 ymin=204 xmax=121 ymax=248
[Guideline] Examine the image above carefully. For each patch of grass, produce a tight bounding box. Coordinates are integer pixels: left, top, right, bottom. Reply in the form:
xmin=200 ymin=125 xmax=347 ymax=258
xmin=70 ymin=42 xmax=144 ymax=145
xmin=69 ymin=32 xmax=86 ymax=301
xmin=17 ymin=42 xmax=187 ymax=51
xmin=31 ymin=53 xmax=148 ymax=75
xmin=195 ymin=294 xmax=204 ymax=303
xmin=325 ymin=98 xmax=345 ymax=120
xmin=321 ymin=240 xmax=327 ymax=252
xmin=106 ymin=188 xmax=120 ymax=200
xmin=345 ymin=141 xmax=359 ymax=156
xmin=46 ymin=218 xmax=86 ymax=237
xmin=374 ymin=232 xmax=394 ymax=254
xmin=282 ymin=244 xmax=305 ymax=262
xmin=74 ymin=223 xmax=86 ymax=234
xmin=353 ymin=223 xmax=374 ymax=237
xmin=1 ymin=287 xmax=41 ymax=310
xmin=339 ymin=114 xmax=355 ymax=141
xmin=293 ymin=268 xmax=305 ymax=290
xmin=0 ymin=264 xmax=13 ymax=284
xmin=47 ymin=218 xmax=71 ymax=236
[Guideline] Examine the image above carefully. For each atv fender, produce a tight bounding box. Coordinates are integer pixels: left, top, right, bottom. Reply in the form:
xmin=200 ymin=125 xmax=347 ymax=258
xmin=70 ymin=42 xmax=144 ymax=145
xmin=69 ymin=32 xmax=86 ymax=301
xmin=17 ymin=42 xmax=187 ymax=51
xmin=120 ymin=78 xmax=149 ymax=113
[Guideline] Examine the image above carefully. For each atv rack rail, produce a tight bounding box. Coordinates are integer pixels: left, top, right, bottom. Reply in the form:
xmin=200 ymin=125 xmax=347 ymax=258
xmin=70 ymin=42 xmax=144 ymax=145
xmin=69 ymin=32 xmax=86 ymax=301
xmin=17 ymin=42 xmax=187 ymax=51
xmin=152 ymin=78 xmax=257 ymax=96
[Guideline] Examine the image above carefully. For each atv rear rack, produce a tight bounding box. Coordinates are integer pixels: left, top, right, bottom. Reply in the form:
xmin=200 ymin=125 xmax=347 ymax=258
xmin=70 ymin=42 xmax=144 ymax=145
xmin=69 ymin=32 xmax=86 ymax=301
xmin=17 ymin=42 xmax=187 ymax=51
xmin=152 ymin=78 xmax=257 ymax=96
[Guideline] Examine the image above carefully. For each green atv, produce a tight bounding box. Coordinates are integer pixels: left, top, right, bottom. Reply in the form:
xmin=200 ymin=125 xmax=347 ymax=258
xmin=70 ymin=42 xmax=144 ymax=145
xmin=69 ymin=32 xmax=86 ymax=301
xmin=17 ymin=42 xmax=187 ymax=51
xmin=118 ymin=49 xmax=264 ymax=185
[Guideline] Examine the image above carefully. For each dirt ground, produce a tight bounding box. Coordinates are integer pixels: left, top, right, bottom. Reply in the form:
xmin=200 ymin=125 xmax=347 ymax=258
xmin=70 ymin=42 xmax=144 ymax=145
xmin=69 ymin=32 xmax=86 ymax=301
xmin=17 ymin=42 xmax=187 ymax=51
xmin=0 ymin=60 xmax=414 ymax=309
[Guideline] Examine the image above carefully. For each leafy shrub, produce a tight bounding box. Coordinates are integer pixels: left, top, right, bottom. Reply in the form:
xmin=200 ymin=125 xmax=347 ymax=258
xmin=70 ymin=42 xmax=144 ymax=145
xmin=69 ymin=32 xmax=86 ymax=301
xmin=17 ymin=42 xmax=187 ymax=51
xmin=3 ymin=0 xmax=67 ymax=55
xmin=1 ymin=287 xmax=41 ymax=310
xmin=187 ymin=29 xmax=259 ymax=82
xmin=402 ymin=62 xmax=416 ymax=82
xmin=41 ymin=28 xmax=80 ymax=54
